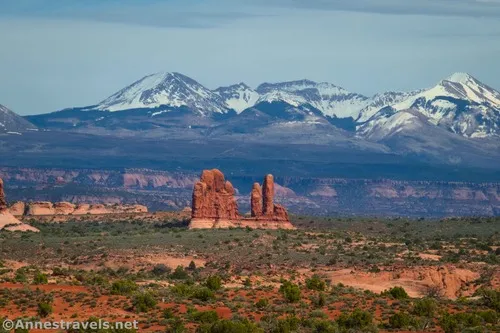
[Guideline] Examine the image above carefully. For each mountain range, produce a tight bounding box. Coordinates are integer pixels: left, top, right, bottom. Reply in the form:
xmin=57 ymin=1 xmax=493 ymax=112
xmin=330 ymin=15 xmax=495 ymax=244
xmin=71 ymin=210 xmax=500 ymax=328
xmin=0 ymin=71 xmax=499 ymax=180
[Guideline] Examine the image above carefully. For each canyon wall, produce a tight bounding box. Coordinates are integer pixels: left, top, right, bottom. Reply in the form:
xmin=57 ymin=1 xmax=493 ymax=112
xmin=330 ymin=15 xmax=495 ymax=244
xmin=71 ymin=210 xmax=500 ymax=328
xmin=0 ymin=167 xmax=499 ymax=217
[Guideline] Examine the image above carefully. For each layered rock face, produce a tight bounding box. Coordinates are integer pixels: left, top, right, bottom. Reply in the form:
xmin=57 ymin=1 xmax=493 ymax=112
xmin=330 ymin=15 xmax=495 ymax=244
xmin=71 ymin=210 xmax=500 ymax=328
xmin=190 ymin=169 xmax=294 ymax=229
xmin=21 ymin=202 xmax=148 ymax=216
xmin=0 ymin=178 xmax=39 ymax=232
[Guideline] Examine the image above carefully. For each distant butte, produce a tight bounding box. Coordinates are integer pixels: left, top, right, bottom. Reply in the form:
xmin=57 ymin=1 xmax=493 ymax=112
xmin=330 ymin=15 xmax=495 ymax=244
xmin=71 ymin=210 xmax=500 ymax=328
xmin=189 ymin=169 xmax=295 ymax=229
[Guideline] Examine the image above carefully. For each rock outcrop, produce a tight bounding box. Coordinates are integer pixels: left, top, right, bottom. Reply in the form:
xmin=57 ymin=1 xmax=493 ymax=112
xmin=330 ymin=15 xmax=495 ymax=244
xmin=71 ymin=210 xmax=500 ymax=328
xmin=0 ymin=178 xmax=6 ymax=210
xmin=22 ymin=202 xmax=148 ymax=216
xmin=192 ymin=169 xmax=238 ymax=220
xmin=190 ymin=170 xmax=294 ymax=229
xmin=0 ymin=178 xmax=39 ymax=232
xmin=9 ymin=201 xmax=26 ymax=216
xmin=251 ymin=183 xmax=263 ymax=217
xmin=253 ymin=174 xmax=289 ymax=221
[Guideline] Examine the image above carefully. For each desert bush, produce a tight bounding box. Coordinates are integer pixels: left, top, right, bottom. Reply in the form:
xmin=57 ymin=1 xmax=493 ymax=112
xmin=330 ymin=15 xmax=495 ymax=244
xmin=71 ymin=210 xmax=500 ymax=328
xmin=170 ymin=266 xmax=189 ymax=280
xmin=311 ymin=293 xmax=326 ymax=308
xmin=111 ymin=279 xmax=137 ymax=295
xmin=190 ymin=310 xmax=219 ymax=324
xmin=255 ymin=298 xmax=269 ymax=309
xmin=412 ymin=298 xmax=437 ymax=317
xmin=191 ymin=287 xmax=215 ymax=302
xmin=196 ymin=319 xmax=262 ymax=333
xmin=337 ymin=308 xmax=376 ymax=332
xmin=383 ymin=286 xmax=409 ymax=300
xmin=279 ymin=280 xmax=301 ymax=303
xmin=14 ymin=268 xmax=27 ymax=283
xmin=476 ymin=288 xmax=500 ymax=311
xmin=388 ymin=312 xmax=415 ymax=329
xmin=33 ymin=271 xmax=48 ymax=284
xmin=152 ymin=264 xmax=171 ymax=276
xmin=205 ymin=275 xmax=222 ymax=291
xmin=306 ymin=275 xmax=326 ymax=291
xmin=37 ymin=302 xmax=53 ymax=317
xmin=132 ymin=291 xmax=157 ymax=312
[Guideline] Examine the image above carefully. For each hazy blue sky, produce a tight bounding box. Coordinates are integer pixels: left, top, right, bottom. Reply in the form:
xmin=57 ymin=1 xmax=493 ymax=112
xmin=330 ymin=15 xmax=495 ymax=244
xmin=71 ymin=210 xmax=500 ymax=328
xmin=1 ymin=0 xmax=500 ymax=115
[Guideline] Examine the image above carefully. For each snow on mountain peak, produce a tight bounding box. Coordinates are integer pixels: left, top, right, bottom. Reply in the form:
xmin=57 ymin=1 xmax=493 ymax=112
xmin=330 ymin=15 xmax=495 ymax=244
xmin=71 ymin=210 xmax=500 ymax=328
xmin=445 ymin=72 xmax=474 ymax=84
xmin=214 ymin=83 xmax=259 ymax=113
xmin=255 ymin=79 xmax=369 ymax=118
xmin=98 ymin=72 xmax=229 ymax=115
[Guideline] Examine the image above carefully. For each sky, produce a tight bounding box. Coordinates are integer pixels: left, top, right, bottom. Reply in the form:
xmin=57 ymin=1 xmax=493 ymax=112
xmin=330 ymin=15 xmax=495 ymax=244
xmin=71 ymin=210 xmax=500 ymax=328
xmin=1 ymin=0 xmax=500 ymax=115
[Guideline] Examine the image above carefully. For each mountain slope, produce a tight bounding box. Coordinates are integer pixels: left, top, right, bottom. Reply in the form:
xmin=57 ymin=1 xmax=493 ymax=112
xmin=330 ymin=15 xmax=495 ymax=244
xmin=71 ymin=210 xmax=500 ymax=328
xmin=357 ymin=109 xmax=500 ymax=167
xmin=214 ymin=83 xmax=259 ymax=113
xmin=373 ymin=73 xmax=500 ymax=138
xmin=98 ymin=72 xmax=230 ymax=115
xmin=0 ymin=105 xmax=37 ymax=133
xmin=255 ymin=80 xmax=370 ymax=119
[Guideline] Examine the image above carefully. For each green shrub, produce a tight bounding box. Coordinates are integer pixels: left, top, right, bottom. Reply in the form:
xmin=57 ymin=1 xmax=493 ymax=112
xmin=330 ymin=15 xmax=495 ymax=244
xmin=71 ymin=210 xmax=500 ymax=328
xmin=306 ymin=275 xmax=326 ymax=291
xmin=33 ymin=271 xmax=49 ymax=284
xmin=388 ymin=312 xmax=414 ymax=329
xmin=205 ymin=275 xmax=222 ymax=291
xmin=14 ymin=268 xmax=27 ymax=283
xmin=255 ymin=298 xmax=269 ymax=309
xmin=383 ymin=286 xmax=409 ymax=300
xmin=152 ymin=264 xmax=171 ymax=276
xmin=279 ymin=280 xmax=301 ymax=303
xmin=111 ymin=279 xmax=137 ymax=295
xmin=132 ymin=291 xmax=157 ymax=312
xmin=196 ymin=319 xmax=262 ymax=333
xmin=170 ymin=266 xmax=189 ymax=280
xmin=170 ymin=283 xmax=193 ymax=297
xmin=37 ymin=302 xmax=53 ymax=318
xmin=337 ymin=308 xmax=375 ymax=331
xmin=192 ymin=287 xmax=215 ymax=302
xmin=190 ymin=310 xmax=219 ymax=324
xmin=412 ymin=298 xmax=437 ymax=317
xmin=476 ymin=288 xmax=500 ymax=311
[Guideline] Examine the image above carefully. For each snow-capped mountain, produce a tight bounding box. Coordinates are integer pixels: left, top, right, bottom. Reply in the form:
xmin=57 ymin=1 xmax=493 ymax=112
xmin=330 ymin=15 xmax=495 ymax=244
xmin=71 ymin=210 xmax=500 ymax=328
xmin=356 ymin=91 xmax=422 ymax=122
xmin=98 ymin=72 xmax=229 ymax=115
xmin=0 ymin=104 xmax=37 ymax=134
xmin=255 ymin=80 xmax=370 ymax=119
xmin=214 ymin=83 xmax=259 ymax=113
xmin=361 ymin=73 xmax=500 ymax=138
xmin=357 ymin=109 xmax=426 ymax=140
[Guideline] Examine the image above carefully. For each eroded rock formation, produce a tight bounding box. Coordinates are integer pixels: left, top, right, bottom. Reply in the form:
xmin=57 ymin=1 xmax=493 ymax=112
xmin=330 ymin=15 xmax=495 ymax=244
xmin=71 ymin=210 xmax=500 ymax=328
xmin=9 ymin=201 xmax=26 ymax=216
xmin=251 ymin=183 xmax=263 ymax=217
xmin=21 ymin=202 xmax=148 ymax=216
xmin=190 ymin=170 xmax=294 ymax=229
xmin=192 ymin=169 xmax=238 ymax=220
xmin=0 ymin=178 xmax=6 ymax=210
xmin=0 ymin=178 xmax=39 ymax=232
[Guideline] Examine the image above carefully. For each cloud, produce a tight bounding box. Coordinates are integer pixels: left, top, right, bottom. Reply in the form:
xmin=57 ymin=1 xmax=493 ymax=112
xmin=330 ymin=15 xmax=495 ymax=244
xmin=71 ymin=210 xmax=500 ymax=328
xmin=0 ymin=0 xmax=264 ymax=28
xmin=261 ymin=0 xmax=500 ymax=18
